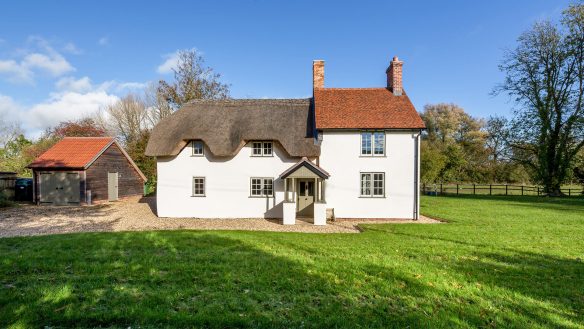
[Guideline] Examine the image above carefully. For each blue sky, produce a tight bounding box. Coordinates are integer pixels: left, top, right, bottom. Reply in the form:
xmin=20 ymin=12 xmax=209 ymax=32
xmin=0 ymin=0 xmax=573 ymax=137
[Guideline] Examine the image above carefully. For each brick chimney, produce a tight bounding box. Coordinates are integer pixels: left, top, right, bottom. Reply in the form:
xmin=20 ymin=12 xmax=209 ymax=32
xmin=386 ymin=56 xmax=403 ymax=96
xmin=313 ymin=60 xmax=324 ymax=90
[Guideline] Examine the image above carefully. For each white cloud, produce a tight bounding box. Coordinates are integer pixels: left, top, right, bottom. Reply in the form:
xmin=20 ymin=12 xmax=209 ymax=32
xmin=26 ymin=91 xmax=119 ymax=136
xmin=0 ymin=36 xmax=75 ymax=84
xmin=0 ymin=59 xmax=32 ymax=83
xmin=115 ymin=81 xmax=147 ymax=91
xmin=0 ymin=94 xmax=22 ymax=119
xmin=55 ymin=76 xmax=93 ymax=93
xmin=7 ymin=77 xmax=148 ymax=136
xmin=23 ymin=52 xmax=74 ymax=76
xmin=157 ymin=51 xmax=181 ymax=74
xmin=63 ymin=42 xmax=83 ymax=55
xmin=98 ymin=37 xmax=109 ymax=46
xmin=55 ymin=76 xmax=148 ymax=95
xmin=96 ymin=80 xmax=148 ymax=93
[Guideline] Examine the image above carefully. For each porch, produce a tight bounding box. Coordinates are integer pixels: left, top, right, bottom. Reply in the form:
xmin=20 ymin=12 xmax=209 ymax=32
xmin=280 ymin=157 xmax=330 ymax=226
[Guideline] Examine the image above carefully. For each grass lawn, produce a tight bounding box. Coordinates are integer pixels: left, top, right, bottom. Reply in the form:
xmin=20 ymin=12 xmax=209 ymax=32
xmin=1 ymin=195 xmax=583 ymax=328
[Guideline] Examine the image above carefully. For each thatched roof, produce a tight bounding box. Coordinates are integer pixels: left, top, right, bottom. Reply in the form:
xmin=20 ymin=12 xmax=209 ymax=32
xmin=145 ymin=99 xmax=320 ymax=157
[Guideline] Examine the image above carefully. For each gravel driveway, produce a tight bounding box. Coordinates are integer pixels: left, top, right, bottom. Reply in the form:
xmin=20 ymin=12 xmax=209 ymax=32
xmin=0 ymin=197 xmax=439 ymax=238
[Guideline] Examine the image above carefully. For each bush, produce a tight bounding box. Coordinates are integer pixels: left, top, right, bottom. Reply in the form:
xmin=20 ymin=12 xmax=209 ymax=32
xmin=0 ymin=193 xmax=14 ymax=208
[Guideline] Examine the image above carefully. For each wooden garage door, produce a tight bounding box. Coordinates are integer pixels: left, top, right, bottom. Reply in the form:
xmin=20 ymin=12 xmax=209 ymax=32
xmin=39 ymin=172 xmax=80 ymax=205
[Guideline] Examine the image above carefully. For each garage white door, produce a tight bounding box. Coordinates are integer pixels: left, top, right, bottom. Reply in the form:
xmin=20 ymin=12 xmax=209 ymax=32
xmin=39 ymin=172 xmax=80 ymax=205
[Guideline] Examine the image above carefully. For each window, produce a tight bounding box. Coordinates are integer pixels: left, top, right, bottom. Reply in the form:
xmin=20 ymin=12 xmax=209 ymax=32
xmin=361 ymin=132 xmax=385 ymax=156
xmin=192 ymin=141 xmax=204 ymax=156
xmin=192 ymin=177 xmax=205 ymax=196
xmin=360 ymin=173 xmax=385 ymax=197
xmin=250 ymin=177 xmax=274 ymax=197
xmin=252 ymin=141 xmax=273 ymax=157
xmin=361 ymin=133 xmax=372 ymax=155
xmin=373 ymin=132 xmax=385 ymax=155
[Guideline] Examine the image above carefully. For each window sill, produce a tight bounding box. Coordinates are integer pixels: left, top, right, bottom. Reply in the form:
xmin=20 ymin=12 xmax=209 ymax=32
xmin=249 ymin=195 xmax=274 ymax=198
xmin=358 ymin=196 xmax=386 ymax=199
xmin=191 ymin=195 xmax=206 ymax=197
xmin=359 ymin=155 xmax=387 ymax=158
xmin=190 ymin=155 xmax=204 ymax=157
xmin=250 ymin=155 xmax=274 ymax=158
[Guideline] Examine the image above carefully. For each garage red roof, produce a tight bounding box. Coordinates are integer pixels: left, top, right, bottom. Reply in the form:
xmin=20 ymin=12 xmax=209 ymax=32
xmin=28 ymin=137 xmax=115 ymax=169
xmin=314 ymin=88 xmax=425 ymax=129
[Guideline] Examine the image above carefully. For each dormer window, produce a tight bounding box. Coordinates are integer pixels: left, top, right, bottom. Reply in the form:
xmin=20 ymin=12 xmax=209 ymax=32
xmin=252 ymin=141 xmax=273 ymax=157
xmin=192 ymin=140 xmax=204 ymax=156
xmin=360 ymin=132 xmax=385 ymax=156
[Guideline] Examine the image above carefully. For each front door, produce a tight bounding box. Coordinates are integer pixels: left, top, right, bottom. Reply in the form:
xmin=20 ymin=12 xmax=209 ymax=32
xmin=297 ymin=179 xmax=314 ymax=216
xmin=108 ymin=172 xmax=118 ymax=201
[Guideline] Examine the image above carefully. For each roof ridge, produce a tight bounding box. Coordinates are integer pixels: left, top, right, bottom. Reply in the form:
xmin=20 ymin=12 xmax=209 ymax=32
xmin=186 ymin=98 xmax=311 ymax=105
xmin=318 ymin=87 xmax=388 ymax=90
xmin=62 ymin=136 xmax=114 ymax=139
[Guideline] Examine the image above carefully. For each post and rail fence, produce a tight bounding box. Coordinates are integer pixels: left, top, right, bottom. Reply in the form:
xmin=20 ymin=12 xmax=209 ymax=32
xmin=421 ymin=183 xmax=584 ymax=197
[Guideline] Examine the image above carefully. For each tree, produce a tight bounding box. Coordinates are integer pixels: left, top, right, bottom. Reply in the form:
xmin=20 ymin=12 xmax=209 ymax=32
xmin=420 ymin=142 xmax=446 ymax=183
xmin=143 ymin=82 xmax=174 ymax=127
xmin=574 ymin=149 xmax=584 ymax=189
xmin=484 ymin=116 xmax=509 ymax=163
xmin=47 ymin=118 xmax=106 ymax=139
xmin=495 ymin=4 xmax=584 ymax=195
xmin=99 ymin=94 xmax=148 ymax=145
xmin=157 ymin=49 xmax=230 ymax=109
xmin=420 ymin=103 xmax=489 ymax=183
xmin=0 ymin=134 xmax=32 ymax=175
xmin=421 ymin=103 xmax=486 ymax=144
xmin=0 ymin=120 xmax=22 ymax=149
xmin=125 ymin=130 xmax=156 ymax=190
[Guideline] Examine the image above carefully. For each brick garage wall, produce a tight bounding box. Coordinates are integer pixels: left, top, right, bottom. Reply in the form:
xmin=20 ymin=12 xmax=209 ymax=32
xmin=85 ymin=144 xmax=144 ymax=202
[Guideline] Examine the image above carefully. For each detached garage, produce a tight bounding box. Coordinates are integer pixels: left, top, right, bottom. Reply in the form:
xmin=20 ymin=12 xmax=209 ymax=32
xmin=28 ymin=137 xmax=146 ymax=205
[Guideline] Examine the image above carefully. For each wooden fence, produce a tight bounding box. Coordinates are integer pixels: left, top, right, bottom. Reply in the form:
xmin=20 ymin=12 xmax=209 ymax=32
xmin=421 ymin=183 xmax=584 ymax=197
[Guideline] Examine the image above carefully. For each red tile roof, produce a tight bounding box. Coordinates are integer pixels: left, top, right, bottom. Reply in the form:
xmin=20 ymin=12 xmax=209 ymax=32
xmin=314 ymin=88 xmax=425 ymax=129
xmin=28 ymin=137 xmax=114 ymax=169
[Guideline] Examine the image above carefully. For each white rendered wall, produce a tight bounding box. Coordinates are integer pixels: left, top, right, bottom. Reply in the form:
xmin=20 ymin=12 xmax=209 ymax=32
xmin=319 ymin=130 xmax=419 ymax=219
xmin=156 ymin=142 xmax=305 ymax=218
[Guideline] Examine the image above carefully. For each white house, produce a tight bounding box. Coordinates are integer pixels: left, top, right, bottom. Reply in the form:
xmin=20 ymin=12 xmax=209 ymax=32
xmin=145 ymin=56 xmax=425 ymax=224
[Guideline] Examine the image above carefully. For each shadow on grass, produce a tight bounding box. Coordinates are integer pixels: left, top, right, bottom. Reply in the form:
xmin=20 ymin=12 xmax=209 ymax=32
xmin=1 ymin=231 xmax=583 ymax=327
xmin=434 ymin=194 xmax=584 ymax=208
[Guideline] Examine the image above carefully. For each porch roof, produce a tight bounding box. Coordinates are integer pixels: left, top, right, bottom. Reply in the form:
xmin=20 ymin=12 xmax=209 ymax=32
xmin=279 ymin=157 xmax=330 ymax=180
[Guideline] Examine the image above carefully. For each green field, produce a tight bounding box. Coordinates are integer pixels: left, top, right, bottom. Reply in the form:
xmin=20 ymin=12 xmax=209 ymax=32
xmin=1 ymin=195 xmax=583 ymax=328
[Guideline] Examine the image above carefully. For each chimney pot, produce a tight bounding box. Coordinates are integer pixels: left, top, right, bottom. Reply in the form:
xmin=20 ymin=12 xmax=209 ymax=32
xmin=313 ymin=60 xmax=324 ymax=90
xmin=386 ymin=56 xmax=403 ymax=96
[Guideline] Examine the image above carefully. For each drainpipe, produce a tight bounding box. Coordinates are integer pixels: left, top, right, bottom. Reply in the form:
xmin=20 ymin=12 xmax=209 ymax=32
xmin=413 ymin=131 xmax=421 ymax=220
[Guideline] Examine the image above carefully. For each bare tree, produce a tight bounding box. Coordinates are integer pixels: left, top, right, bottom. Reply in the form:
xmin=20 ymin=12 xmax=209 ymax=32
xmin=143 ymin=82 xmax=173 ymax=127
xmin=495 ymin=4 xmax=584 ymax=195
xmin=0 ymin=120 xmax=23 ymax=149
xmin=99 ymin=94 xmax=149 ymax=145
xmin=157 ymin=49 xmax=230 ymax=109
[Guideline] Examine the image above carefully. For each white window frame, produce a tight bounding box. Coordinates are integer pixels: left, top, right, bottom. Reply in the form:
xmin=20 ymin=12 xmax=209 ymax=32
xmin=250 ymin=177 xmax=274 ymax=197
xmin=360 ymin=131 xmax=385 ymax=156
xmin=192 ymin=177 xmax=206 ymax=197
xmin=251 ymin=141 xmax=273 ymax=157
xmin=192 ymin=140 xmax=204 ymax=156
xmin=360 ymin=172 xmax=385 ymax=197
